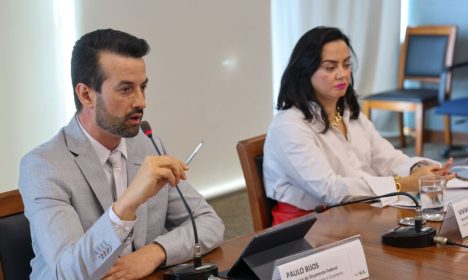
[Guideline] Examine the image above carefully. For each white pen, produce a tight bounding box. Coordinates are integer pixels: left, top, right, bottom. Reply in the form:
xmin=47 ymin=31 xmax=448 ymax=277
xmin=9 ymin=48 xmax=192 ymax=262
xmin=185 ymin=140 xmax=205 ymax=165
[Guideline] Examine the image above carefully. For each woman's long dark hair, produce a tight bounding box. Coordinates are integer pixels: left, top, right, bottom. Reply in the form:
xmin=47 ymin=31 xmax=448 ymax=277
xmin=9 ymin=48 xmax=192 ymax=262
xmin=277 ymin=26 xmax=360 ymax=133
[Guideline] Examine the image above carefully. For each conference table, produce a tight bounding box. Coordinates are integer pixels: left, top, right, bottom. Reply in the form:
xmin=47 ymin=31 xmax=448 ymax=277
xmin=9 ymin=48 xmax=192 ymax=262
xmin=148 ymin=204 xmax=468 ymax=279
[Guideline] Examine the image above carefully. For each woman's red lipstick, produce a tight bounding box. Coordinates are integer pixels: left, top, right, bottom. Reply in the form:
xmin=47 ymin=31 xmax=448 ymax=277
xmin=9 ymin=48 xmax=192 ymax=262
xmin=335 ymin=83 xmax=347 ymax=90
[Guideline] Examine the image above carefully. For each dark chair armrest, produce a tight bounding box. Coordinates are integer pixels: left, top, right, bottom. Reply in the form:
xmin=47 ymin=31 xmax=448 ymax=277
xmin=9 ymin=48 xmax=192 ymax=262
xmin=438 ymin=61 xmax=468 ymax=102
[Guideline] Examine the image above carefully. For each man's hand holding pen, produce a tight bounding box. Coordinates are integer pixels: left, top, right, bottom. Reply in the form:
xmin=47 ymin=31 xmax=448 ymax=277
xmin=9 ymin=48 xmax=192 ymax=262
xmin=114 ymin=140 xmax=204 ymax=221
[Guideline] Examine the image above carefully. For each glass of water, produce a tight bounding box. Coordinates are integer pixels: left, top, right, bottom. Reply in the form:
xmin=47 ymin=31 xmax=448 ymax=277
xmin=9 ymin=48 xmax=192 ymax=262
xmin=419 ymin=175 xmax=446 ymax=221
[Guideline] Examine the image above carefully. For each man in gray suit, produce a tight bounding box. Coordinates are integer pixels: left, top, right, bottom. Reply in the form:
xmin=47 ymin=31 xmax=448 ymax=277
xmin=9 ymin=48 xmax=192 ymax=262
xmin=19 ymin=29 xmax=224 ymax=279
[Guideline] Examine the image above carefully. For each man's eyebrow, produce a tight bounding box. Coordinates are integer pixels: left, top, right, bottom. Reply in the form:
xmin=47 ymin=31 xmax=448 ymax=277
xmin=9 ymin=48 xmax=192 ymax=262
xmin=116 ymin=78 xmax=149 ymax=87
xmin=116 ymin=81 xmax=134 ymax=87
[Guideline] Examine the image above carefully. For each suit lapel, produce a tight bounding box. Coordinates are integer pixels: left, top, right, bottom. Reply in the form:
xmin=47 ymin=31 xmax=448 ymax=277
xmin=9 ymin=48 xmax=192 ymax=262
xmin=126 ymin=136 xmax=148 ymax=248
xmin=64 ymin=117 xmax=114 ymax=212
xmin=65 ymin=117 xmax=150 ymax=246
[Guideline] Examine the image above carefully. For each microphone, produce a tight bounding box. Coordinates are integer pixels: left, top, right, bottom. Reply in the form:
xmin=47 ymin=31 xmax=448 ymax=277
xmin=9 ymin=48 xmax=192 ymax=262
xmin=315 ymin=192 xmax=436 ymax=248
xmin=140 ymin=120 xmax=162 ymax=156
xmin=140 ymin=121 xmax=218 ymax=280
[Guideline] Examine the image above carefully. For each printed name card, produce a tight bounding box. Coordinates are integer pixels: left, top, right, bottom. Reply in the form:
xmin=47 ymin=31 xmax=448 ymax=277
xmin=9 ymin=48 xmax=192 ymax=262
xmin=272 ymin=236 xmax=368 ymax=280
xmin=444 ymin=197 xmax=468 ymax=238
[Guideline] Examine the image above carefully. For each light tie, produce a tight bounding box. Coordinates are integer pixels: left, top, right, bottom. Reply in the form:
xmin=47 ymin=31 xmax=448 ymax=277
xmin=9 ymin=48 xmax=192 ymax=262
xmin=107 ymin=150 xmax=132 ymax=256
xmin=108 ymin=150 xmax=125 ymax=201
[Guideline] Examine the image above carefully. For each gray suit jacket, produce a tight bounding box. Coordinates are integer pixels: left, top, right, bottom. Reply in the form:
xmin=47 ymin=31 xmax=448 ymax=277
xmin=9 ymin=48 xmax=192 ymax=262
xmin=19 ymin=117 xmax=224 ymax=279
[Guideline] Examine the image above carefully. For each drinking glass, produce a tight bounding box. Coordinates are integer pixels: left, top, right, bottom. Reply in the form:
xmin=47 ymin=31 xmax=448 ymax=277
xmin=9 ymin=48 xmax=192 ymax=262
xmin=419 ymin=175 xmax=446 ymax=221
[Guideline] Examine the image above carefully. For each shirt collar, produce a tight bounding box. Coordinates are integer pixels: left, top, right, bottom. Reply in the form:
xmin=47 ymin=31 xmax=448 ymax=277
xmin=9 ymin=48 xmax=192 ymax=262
xmin=76 ymin=115 xmax=128 ymax=166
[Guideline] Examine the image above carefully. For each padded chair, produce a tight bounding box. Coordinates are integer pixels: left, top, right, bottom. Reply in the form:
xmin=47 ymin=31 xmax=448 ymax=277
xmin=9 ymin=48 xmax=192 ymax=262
xmin=362 ymin=25 xmax=457 ymax=156
xmin=435 ymin=61 xmax=468 ymax=156
xmin=0 ymin=189 xmax=34 ymax=280
xmin=236 ymin=134 xmax=276 ymax=231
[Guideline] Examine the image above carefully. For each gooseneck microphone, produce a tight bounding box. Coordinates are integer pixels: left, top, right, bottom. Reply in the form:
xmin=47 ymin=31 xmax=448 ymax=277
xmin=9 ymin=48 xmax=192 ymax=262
xmin=315 ymin=192 xmax=436 ymax=248
xmin=140 ymin=120 xmax=162 ymax=156
xmin=140 ymin=121 xmax=218 ymax=280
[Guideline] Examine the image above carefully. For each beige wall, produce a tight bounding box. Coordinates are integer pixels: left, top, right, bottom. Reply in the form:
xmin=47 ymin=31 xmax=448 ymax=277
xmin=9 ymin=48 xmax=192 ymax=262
xmin=0 ymin=0 xmax=273 ymax=197
xmin=0 ymin=0 xmax=70 ymax=192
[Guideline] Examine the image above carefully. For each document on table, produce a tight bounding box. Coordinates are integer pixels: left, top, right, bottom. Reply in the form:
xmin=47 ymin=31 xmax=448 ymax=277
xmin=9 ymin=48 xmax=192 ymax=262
xmin=447 ymin=178 xmax=468 ymax=189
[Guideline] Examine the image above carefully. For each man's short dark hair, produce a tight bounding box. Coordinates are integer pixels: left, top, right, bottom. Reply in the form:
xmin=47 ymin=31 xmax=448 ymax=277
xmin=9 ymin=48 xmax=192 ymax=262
xmin=71 ymin=29 xmax=150 ymax=111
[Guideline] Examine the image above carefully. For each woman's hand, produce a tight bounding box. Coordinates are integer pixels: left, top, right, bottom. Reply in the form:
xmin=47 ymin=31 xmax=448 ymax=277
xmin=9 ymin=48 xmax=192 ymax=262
xmin=400 ymin=166 xmax=436 ymax=192
xmin=431 ymin=158 xmax=455 ymax=177
xmin=400 ymin=158 xmax=456 ymax=192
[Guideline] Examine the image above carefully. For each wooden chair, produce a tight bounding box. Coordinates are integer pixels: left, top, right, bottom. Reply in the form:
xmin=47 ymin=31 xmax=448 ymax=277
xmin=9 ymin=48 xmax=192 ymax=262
xmin=236 ymin=134 xmax=276 ymax=231
xmin=362 ymin=25 xmax=457 ymax=156
xmin=0 ymin=189 xmax=33 ymax=280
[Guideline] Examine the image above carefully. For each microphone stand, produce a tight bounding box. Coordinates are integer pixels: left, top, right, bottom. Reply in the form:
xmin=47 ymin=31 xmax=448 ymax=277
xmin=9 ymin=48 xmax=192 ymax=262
xmin=140 ymin=121 xmax=218 ymax=279
xmin=316 ymin=192 xmax=436 ymax=248
xmin=162 ymin=183 xmax=218 ymax=280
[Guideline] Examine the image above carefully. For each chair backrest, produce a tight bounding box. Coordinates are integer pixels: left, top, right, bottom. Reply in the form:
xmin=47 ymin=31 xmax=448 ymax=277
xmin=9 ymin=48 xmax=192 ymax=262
xmin=0 ymin=189 xmax=33 ymax=280
xmin=236 ymin=134 xmax=276 ymax=231
xmin=399 ymin=25 xmax=457 ymax=95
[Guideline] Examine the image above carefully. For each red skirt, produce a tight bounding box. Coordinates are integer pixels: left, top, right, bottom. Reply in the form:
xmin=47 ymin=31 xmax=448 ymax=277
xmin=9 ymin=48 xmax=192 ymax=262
xmin=271 ymin=202 xmax=313 ymax=226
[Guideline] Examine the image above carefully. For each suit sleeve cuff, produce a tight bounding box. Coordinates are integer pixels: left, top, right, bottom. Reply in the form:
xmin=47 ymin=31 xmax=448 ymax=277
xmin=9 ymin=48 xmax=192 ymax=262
xmin=108 ymin=204 xmax=137 ymax=242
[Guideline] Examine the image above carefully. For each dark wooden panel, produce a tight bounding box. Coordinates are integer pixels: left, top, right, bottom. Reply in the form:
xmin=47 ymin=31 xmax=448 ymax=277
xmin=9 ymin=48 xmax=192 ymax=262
xmin=0 ymin=189 xmax=24 ymax=218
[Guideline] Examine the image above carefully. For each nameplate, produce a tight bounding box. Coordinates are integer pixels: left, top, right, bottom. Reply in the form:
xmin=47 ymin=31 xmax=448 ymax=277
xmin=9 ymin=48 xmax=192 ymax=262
xmin=446 ymin=197 xmax=468 ymax=238
xmin=272 ymin=236 xmax=368 ymax=280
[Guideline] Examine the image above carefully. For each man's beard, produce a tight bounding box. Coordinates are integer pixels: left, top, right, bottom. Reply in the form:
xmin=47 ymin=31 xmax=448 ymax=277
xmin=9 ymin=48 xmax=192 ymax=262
xmin=95 ymin=94 xmax=143 ymax=138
